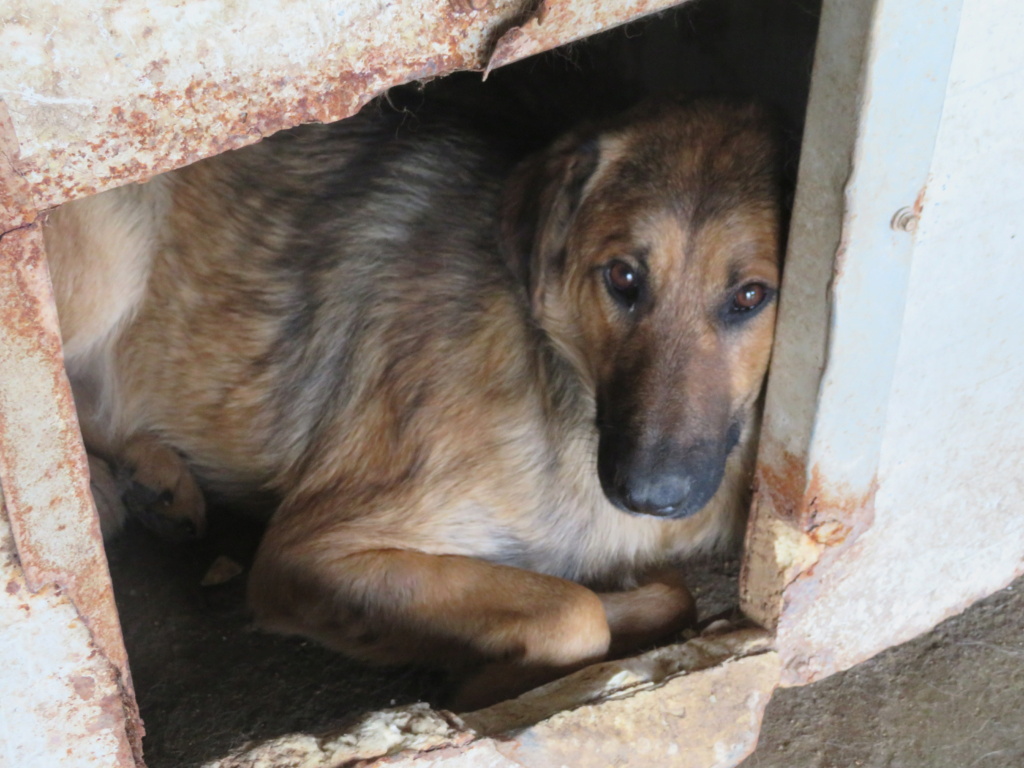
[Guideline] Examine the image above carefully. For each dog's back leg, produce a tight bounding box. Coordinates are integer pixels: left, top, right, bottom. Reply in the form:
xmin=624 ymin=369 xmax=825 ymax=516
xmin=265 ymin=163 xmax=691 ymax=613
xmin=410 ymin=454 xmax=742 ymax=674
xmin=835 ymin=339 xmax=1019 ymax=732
xmin=87 ymin=454 xmax=129 ymax=540
xmin=118 ymin=433 xmax=206 ymax=540
xmin=85 ymin=434 xmax=206 ymax=541
xmin=45 ymin=180 xmax=180 ymax=539
xmin=44 ymin=178 xmax=170 ymax=365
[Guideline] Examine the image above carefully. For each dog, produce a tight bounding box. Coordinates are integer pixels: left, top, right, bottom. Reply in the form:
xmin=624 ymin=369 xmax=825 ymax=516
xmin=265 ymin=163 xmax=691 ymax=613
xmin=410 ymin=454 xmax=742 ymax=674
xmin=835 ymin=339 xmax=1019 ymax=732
xmin=45 ymin=95 xmax=783 ymax=706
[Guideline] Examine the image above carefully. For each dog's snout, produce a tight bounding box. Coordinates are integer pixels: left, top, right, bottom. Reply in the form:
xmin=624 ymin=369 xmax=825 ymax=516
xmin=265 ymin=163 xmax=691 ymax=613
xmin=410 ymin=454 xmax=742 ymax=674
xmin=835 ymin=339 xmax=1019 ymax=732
xmin=598 ymin=435 xmax=728 ymax=519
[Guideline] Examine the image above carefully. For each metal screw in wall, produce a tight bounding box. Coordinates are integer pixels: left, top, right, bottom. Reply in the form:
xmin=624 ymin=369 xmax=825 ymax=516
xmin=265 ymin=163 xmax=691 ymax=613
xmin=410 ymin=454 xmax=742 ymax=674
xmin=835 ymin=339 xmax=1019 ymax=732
xmin=891 ymin=207 xmax=920 ymax=233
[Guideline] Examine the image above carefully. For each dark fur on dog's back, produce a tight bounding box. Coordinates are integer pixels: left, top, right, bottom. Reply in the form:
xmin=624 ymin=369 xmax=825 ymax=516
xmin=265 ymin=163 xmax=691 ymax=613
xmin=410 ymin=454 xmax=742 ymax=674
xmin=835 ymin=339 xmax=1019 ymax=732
xmin=200 ymin=121 xmax=523 ymax=492
xmin=46 ymin=96 xmax=783 ymax=705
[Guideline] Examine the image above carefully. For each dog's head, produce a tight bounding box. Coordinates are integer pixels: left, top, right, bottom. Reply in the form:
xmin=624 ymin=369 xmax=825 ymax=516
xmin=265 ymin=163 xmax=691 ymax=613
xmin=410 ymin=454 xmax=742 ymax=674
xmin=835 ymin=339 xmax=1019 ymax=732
xmin=503 ymin=98 xmax=783 ymax=519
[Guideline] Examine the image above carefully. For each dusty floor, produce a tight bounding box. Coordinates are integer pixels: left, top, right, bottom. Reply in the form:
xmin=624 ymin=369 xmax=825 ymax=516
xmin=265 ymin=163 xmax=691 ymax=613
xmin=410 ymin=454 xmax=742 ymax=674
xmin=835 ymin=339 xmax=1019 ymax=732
xmin=106 ymin=515 xmax=1023 ymax=768
xmin=105 ymin=511 xmax=745 ymax=766
xmin=745 ymin=575 xmax=1024 ymax=768
xmin=106 ymin=513 xmax=444 ymax=768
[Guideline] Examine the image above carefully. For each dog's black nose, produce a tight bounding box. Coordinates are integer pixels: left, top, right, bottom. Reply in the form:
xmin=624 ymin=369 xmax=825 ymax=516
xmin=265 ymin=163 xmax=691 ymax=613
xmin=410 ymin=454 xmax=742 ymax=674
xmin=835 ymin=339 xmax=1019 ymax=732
xmin=598 ymin=435 xmax=727 ymax=520
xmin=622 ymin=473 xmax=691 ymax=516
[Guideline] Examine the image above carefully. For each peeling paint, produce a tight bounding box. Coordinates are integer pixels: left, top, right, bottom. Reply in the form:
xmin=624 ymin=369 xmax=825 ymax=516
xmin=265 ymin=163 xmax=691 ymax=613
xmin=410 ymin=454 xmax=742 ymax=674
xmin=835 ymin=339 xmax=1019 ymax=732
xmin=0 ymin=224 xmax=143 ymax=763
xmin=0 ymin=498 xmax=137 ymax=767
xmin=0 ymin=0 xmax=683 ymax=218
xmin=749 ymin=430 xmax=883 ymax=604
xmin=741 ymin=449 xmax=879 ymax=664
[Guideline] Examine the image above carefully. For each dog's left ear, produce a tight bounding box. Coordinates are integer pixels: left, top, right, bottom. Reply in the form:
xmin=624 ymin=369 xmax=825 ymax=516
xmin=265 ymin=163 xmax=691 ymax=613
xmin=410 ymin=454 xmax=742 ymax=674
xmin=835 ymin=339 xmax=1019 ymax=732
xmin=501 ymin=134 xmax=601 ymax=313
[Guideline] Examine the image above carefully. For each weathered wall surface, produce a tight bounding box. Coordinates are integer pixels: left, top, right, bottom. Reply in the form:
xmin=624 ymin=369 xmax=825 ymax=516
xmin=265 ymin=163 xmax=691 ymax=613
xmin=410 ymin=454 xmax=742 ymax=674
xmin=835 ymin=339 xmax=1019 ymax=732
xmin=0 ymin=223 xmax=144 ymax=763
xmin=1 ymin=491 xmax=136 ymax=768
xmin=0 ymin=0 xmax=681 ymax=223
xmin=743 ymin=0 xmax=1024 ymax=684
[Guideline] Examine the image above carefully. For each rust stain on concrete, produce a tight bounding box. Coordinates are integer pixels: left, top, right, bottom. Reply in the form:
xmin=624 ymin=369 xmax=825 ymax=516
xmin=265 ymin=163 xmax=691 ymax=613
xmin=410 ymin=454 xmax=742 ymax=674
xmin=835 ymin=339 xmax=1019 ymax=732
xmin=0 ymin=0 xmax=506 ymax=212
xmin=2 ymin=0 xmax=685 ymax=214
xmin=0 ymin=100 xmax=37 ymax=229
xmin=750 ymin=449 xmax=807 ymax=524
xmin=0 ymin=224 xmax=143 ymax=763
xmin=2 ymin=500 xmax=138 ymax=767
xmin=741 ymin=447 xmax=878 ymax=656
xmin=802 ymin=466 xmax=877 ymax=546
xmin=752 ymin=450 xmax=876 ymax=534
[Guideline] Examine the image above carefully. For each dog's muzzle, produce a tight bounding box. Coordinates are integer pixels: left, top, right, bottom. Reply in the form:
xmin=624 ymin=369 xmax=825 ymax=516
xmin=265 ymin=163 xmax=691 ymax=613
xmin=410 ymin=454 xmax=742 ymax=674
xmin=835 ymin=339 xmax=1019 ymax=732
xmin=597 ymin=423 xmax=740 ymax=519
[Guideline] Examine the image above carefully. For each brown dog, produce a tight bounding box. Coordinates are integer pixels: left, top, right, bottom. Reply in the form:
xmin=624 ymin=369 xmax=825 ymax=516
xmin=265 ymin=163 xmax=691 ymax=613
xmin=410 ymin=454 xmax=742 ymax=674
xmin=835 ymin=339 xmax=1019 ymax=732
xmin=46 ymin=96 xmax=782 ymax=706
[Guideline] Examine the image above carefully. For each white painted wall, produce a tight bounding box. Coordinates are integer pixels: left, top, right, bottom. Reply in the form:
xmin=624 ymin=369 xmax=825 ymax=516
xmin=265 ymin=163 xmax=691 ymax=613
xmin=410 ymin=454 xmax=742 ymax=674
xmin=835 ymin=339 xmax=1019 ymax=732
xmin=0 ymin=502 xmax=133 ymax=768
xmin=746 ymin=0 xmax=1024 ymax=683
xmin=852 ymin=0 xmax=1024 ymax=653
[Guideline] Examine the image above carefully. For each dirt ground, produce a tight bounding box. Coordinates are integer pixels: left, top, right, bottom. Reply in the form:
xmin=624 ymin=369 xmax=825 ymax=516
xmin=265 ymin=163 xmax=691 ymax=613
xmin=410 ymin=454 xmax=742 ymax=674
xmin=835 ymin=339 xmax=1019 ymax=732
xmin=744 ymin=575 xmax=1024 ymax=768
xmin=106 ymin=513 xmax=445 ymax=768
xmin=106 ymin=514 xmax=1023 ymax=768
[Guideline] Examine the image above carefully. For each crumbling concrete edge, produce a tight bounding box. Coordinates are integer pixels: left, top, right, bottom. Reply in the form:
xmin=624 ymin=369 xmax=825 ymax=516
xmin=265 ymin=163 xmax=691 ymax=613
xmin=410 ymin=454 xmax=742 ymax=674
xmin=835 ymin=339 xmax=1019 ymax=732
xmin=0 ymin=221 xmax=144 ymax=764
xmin=207 ymin=627 xmax=779 ymax=768
xmin=1 ymin=489 xmax=139 ymax=767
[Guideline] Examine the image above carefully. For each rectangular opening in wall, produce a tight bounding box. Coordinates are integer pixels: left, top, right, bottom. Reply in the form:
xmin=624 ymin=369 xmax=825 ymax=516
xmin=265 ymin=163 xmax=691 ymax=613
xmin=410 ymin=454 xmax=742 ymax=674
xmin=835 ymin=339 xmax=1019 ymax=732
xmin=36 ymin=2 xmax=821 ymax=765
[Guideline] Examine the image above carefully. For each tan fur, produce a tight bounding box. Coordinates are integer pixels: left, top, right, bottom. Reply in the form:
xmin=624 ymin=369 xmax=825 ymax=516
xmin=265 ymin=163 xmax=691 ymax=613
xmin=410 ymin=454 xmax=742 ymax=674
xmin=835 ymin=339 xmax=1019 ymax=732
xmin=45 ymin=98 xmax=782 ymax=706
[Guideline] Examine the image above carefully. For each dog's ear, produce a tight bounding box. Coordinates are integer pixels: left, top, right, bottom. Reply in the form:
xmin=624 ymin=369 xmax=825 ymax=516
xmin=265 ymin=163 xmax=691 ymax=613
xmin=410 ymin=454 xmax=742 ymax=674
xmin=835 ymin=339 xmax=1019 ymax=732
xmin=501 ymin=134 xmax=601 ymax=313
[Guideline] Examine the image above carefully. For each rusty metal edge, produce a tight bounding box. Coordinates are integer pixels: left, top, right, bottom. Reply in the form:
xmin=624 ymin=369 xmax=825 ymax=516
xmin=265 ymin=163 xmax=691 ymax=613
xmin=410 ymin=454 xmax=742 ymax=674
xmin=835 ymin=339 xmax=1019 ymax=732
xmin=0 ymin=222 xmax=143 ymax=763
xmin=3 ymin=0 xmax=687 ymax=222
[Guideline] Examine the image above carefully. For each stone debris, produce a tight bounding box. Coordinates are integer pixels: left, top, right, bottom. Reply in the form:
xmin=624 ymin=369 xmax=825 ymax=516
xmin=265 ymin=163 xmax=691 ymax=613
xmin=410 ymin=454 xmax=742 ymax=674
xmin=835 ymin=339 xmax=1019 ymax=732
xmin=201 ymin=556 xmax=245 ymax=587
xmin=205 ymin=626 xmax=778 ymax=768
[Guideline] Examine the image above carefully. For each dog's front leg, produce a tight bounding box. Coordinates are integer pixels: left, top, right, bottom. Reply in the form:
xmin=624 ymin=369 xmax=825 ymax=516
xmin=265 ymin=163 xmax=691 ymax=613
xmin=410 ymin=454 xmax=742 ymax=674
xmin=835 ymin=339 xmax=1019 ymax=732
xmin=450 ymin=570 xmax=697 ymax=710
xmin=248 ymin=540 xmax=612 ymax=676
xmin=598 ymin=568 xmax=697 ymax=658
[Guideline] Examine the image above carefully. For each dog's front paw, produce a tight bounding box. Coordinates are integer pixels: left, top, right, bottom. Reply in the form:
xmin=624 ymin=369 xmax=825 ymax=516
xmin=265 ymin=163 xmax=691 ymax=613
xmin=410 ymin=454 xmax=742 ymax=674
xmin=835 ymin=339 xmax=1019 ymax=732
xmin=599 ymin=568 xmax=697 ymax=658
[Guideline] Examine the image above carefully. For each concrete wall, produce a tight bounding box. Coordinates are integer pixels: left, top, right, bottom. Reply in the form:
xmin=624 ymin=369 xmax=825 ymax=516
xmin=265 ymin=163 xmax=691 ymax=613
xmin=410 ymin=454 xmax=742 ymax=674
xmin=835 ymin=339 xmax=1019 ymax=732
xmin=743 ymin=0 xmax=1024 ymax=685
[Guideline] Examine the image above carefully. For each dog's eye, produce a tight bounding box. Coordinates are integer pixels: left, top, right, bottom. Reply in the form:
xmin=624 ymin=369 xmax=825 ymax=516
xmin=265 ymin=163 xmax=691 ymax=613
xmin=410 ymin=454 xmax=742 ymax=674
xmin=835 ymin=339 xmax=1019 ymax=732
xmin=604 ymin=260 xmax=641 ymax=309
xmin=721 ymin=282 xmax=775 ymax=327
xmin=731 ymin=283 xmax=768 ymax=313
